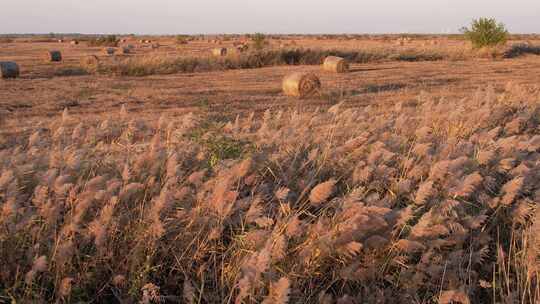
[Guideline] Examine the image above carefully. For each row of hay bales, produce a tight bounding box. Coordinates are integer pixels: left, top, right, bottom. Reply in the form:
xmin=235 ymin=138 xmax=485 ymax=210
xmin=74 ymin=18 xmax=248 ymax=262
xmin=282 ymin=56 xmax=348 ymax=98
xmin=0 ymin=44 xmax=138 ymax=78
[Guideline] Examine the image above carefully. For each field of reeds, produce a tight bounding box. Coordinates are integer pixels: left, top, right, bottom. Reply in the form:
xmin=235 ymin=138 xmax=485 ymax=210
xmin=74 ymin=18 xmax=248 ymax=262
xmin=1 ymin=81 xmax=540 ymax=303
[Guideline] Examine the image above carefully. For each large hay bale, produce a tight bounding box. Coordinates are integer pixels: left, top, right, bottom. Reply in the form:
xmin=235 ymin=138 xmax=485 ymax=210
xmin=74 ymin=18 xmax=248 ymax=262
xmin=70 ymin=40 xmax=79 ymax=45
xmin=0 ymin=61 xmax=20 ymax=79
xmin=323 ymin=56 xmax=349 ymax=73
xmin=104 ymin=47 xmax=116 ymax=55
xmin=46 ymin=50 xmax=62 ymax=62
xmin=282 ymin=72 xmax=321 ymax=98
xmin=212 ymin=48 xmax=227 ymax=57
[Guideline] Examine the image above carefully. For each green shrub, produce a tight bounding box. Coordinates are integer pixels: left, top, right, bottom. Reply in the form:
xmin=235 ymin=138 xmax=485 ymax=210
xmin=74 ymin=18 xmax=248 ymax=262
xmin=461 ymin=18 xmax=508 ymax=48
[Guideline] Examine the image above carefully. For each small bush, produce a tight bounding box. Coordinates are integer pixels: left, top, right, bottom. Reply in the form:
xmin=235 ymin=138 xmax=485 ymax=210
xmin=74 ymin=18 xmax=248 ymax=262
xmin=462 ymin=18 xmax=508 ymax=48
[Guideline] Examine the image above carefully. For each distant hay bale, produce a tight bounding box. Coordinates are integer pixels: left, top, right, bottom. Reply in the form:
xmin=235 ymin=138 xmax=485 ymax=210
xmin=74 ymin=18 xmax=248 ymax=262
xmin=46 ymin=50 xmax=62 ymax=62
xmin=58 ymin=39 xmax=64 ymax=43
xmin=0 ymin=61 xmax=20 ymax=79
xmin=212 ymin=48 xmax=227 ymax=57
xmin=282 ymin=72 xmax=321 ymax=98
xmin=70 ymin=40 xmax=79 ymax=45
xmin=80 ymin=55 xmax=99 ymax=73
xmin=151 ymin=43 xmax=160 ymax=49
xmin=120 ymin=47 xmax=131 ymax=54
xmin=104 ymin=47 xmax=116 ymax=55
xmin=81 ymin=55 xmax=99 ymax=66
xmin=323 ymin=56 xmax=349 ymax=73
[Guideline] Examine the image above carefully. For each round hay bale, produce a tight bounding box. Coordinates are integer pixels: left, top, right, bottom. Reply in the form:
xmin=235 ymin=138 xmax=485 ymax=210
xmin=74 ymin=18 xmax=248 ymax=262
xmin=120 ymin=47 xmax=131 ymax=54
xmin=323 ymin=56 xmax=349 ymax=73
xmin=0 ymin=61 xmax=20 ymax=79
xmin=70 ymin=40 xmax=79 ymax=45
xmin=80 ymin=55 xmax=99 ymax=73
xmin=46 ymin=50 xmax=62 ymax=62
xmin=81 ymin=55 xmax=99 ymax=66
xmin=151 ymin=43 xmax=160 ymax=49
xmin=58 ymin=39 xmax=64 ymax=43
xmin=212 ymin=48 xmax=227 ymax=57
xmin=104 ymin=47 xmax=116 ymax=55
xmin=282 ymin=72 xmax=321 ymax=98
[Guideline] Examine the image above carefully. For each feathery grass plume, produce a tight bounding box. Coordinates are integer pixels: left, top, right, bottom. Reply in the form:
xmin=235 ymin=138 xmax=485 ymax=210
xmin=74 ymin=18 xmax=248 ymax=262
xmin=309 ymin=179 xmax=336 ymax=205
xmin=451 ymin=172 xmax=483 ymax=197
xmin=112 ymin=274 xmax=126 ymax=288
xmin=24 ymin=255 xmax=48 ymax=284
xmin=58 ymin=277 xmax=74 ymax=299
xmin=414 ymin=181 xmax=434 ymax=205
xmin=141 ymin=283 xmax=161 ymax=304
xmin=394 ymin=239 xmax=426 ymax=253
xmin=501 ymin=176 xmax=524 ymax=205
xmin=275 ymin=187 xmax=290 ymax=201
xmin=262 ymin=277 xmax=290 ymax=304
xmin=429 ymin=160 xmax=450 ymax=181
xmin=187 ymin=169 xmax=206 ymax=186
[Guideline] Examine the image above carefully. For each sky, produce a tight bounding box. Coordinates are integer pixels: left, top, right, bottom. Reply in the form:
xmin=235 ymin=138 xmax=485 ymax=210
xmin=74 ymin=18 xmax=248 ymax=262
xmin=2 ymin=0 xmax=539 ymax=34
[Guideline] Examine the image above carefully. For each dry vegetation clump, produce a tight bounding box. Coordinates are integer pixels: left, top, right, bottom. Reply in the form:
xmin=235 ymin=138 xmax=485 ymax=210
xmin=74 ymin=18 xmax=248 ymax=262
xmin=87 ymin=35 xmax=119 ymax=47
xmin=96 ymin=47 xmax=452 ymax=77
xmin=504 ymin=43 xmax=540 ymax=58
xmin=1 ymin=83 xmax=540 ymax=303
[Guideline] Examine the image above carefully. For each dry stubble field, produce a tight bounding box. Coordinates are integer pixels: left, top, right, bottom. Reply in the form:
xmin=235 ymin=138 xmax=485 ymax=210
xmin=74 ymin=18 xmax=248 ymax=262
xmin=1 ymin=35 xmax=540 ymax=303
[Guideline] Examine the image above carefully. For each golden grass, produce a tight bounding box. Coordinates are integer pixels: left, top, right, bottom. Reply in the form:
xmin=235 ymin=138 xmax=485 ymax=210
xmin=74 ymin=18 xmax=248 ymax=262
xmin=1 ymin=83 xmax=539 ymax=303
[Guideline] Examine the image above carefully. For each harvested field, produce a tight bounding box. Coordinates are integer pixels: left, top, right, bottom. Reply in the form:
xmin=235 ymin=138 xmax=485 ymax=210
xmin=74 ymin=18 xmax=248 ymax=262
xmin=1 ymin=34 xmax=540 ymax=303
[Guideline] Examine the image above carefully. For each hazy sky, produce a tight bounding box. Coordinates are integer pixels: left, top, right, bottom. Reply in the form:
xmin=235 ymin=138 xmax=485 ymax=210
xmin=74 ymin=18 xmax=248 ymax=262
xmin=2 ymin=0 xmax=539 ymax=34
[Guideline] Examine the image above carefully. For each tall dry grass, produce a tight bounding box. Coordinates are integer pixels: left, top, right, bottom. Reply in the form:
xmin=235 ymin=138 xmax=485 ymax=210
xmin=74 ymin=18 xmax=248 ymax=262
xmin=1 ymin=83 xmax=540 ymax=303
xmin=94 ymin=47 xmax=461 ymax=77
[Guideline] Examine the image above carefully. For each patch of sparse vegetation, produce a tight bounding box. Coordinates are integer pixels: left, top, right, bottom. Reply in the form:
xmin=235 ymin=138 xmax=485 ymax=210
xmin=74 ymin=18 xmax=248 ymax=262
xmin=87 ymin=35 xmax=119 ymax=47
xmin=252 ymin=33 xmax=267 ymax=51
xmin=97 ymin=48 xmax=450 ymax=77
xmin=175 ymin=35 xmax=189 ymax=45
